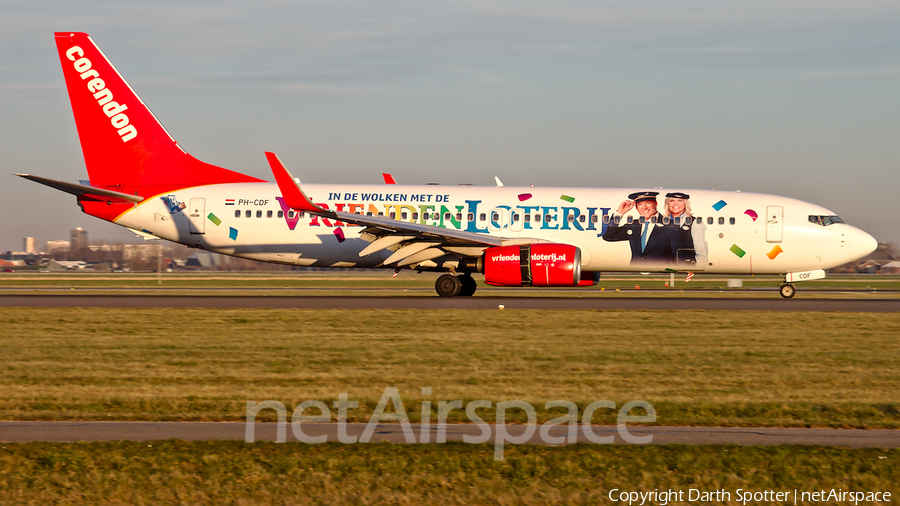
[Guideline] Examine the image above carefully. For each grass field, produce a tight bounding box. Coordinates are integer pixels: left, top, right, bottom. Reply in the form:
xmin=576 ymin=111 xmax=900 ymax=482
xmin=0 ymin=442 xmax=895 ymax=505
xmin=2 ymin=308 xmax=898 ymax=427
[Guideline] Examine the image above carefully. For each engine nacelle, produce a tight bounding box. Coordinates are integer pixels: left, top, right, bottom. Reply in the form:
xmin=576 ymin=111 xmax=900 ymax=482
xmin=483 ymin=244 xmax=582 ymax=287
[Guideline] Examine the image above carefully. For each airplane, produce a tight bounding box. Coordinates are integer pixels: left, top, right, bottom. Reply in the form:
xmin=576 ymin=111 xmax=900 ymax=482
xmin=17 ymin=32 xmax=878 ymax=298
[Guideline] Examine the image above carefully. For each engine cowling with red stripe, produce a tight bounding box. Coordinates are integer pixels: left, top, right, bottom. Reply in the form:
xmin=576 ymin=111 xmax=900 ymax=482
xmin=483 ymin=244 xmax=582 ymax=286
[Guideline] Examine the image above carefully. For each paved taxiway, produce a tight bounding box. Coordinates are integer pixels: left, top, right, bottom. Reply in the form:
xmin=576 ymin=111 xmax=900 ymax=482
xmin=2 ymin=421 xmax=897 ymax=447
xmin=0 ymin=294 xmax=898 ymax=311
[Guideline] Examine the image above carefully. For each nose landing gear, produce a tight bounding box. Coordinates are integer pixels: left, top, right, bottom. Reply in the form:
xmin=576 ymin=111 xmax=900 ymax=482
xmin=778 ymin=283 xmax=796 ymax=299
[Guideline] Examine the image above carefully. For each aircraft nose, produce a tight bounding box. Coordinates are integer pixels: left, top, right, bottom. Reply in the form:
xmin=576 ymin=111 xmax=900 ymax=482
xmin=849 ymin=227 xmax=878 ymax=262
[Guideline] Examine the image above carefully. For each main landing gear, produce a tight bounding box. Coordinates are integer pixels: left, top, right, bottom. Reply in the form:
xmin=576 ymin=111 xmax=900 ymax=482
xmin=778 ymin=283 xmax=796 ymax=299
xmin=435 ymin=273 xmax=477 ymax=297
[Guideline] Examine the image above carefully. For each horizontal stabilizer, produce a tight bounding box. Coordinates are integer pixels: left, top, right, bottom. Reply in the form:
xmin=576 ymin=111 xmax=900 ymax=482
xmin=15 ymin=173 xmax=144 ymax=202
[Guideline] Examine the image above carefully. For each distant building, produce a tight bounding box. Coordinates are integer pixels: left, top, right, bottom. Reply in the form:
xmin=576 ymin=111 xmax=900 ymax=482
xmin=23 ymin=237 xmax=37 ymax=254
xmin=46 ymin=240 xmax=70 ymax=253
xmin=881 ymin=261 xmax=900 ymax=274
xmin=122 ymin=244 xmax=163 ymax=261
xmin=70 ymin=227 xmax=89 ymax=251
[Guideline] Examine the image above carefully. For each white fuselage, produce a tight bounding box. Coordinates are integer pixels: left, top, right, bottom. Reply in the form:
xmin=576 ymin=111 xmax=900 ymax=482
xmin=113 ymin=182 xmax=875 ymax=274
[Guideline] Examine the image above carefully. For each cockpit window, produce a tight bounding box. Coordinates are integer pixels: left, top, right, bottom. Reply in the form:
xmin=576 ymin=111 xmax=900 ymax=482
xmin=809 ymin=215 xmax=844 ymax=226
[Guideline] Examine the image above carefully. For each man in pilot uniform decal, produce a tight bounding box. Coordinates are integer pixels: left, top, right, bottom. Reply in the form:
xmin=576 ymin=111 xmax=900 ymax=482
xmin=602 ymin=191 xmax=675 ymax=265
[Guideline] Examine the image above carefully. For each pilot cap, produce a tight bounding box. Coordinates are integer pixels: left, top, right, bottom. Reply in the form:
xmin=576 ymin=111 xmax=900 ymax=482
xmin=665 ymin=192 xmax=690 ymax=199
xmin=627 ymin=191 xmax=659 ymax=203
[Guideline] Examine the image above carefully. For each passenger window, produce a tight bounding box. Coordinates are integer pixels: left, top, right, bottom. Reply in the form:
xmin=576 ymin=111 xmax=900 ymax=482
xmin=234 ymin=210 xmax=241 ymax=218
xmin=401 ymin=212 xmax=408 ymax=220
xmin=601 ymin=215 xmax=609 ymax=224
xmin=613 ymin=216 xmax=621 ymax=224
xmin=288 ymin=211 xmax=295 ymax=219
xmin=467 ymin=213 xmax=474 ymax=221
xmin=592 ymin=215 xmax=599 ymax=223
xmin=245 ymin=210 xmax=251 ymax=218
xmin=256 ymin=210 xmax=262 ymax=218
xmin=627 ymin=216 xmax=633 ymax=224
xmin=650 ymin=216 xmax=657 ymax=224
xmin=707 ymin=217 xmax=713 ymax=225
xmin=663 ymin=216 xmax=670 ymax=225
xmin=638 ymin=217 xmax=645 ymax=224
xmin=479 ymin=213 xmax=486 ymax=221
xmin=367 ymin=212 xmax=373 ymax=216
xmin=513 ymin=214 xmax=521 ymax=222
xmin=277 ymin=210 xmax=284 ymax=218
xmin=579 ymin=215 xmax=586 ymax=223
xmin=524 ymin=214 xmax=531 ymax=222
xmin=267 ymin=210 xmax=273 ymax=218
xmin=718 ymin=217 xmax=725 ymax=225
xmin=456 ymin=213 xmax=463 ymax=221
xmin=444 ymin=212 xmax=451 ymax=220
xmin=567 ymin=214 xmax=574 ymax=223
xmin=390 ymin=212 xmax=396 ymax=219
xmin=544 ymin=214 xmax=552 ymax=223
xmin=535 ymin=214 xmax=542 ymax=223
xmin=492 ymin=212 xmax=499 ymax=221
xmin=412 ymin=212 xmax=418 ymax=220
xmin=729 ymin=217 xmax=735 ymax=225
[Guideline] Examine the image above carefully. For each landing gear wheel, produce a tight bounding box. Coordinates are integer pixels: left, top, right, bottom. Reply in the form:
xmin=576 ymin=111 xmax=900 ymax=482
xmin=779 ymin=283 xmax=796 ymax=299
xmin=435 ymin=274 xmax=463 ymax=297
xmin=459 ymin=275 xmax=477 ymax=297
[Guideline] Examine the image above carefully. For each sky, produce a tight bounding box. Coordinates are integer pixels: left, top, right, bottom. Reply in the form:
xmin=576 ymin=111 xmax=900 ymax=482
xmin=1 ymin=0 xmax=899 ymax=251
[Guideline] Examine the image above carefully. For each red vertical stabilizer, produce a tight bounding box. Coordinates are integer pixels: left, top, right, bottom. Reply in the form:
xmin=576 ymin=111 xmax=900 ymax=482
xmin=54 ymin=32 xmax=263 ymax=191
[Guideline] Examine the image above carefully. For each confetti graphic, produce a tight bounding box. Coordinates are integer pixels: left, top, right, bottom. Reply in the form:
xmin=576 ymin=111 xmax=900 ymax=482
xmin=712 ymin=200 xmax=727 ymax=211
xmin=744 ymin=209 xmax=758 ymax=221
xmin=229 ymin=227 xmax=238 ymax=241
xmin=333 ymin=227 xmax=346 ymax=243
xmin=207 ymin=213 xmax=221 ymax=226
xmin=559 ymin=195 xmax=575 ymax=203
xmin=518 ymin=193 xmax=533 ymax=202
xmin=730 ymin=244 xmax=746 ymax=258
xmin=767 ymin=245 xmax=784 ymax=260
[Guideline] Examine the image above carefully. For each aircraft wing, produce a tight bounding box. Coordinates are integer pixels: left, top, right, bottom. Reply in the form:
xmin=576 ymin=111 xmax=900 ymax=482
xmin=266 ymin=152 xmax=510 ymax=267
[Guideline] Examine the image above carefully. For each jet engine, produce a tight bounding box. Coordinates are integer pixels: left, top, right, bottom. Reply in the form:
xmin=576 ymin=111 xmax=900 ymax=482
xmin=482 ymin=244 xmax=582 ymax=286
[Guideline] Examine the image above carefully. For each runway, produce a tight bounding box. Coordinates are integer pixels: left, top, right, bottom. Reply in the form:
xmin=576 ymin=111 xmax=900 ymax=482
xmin=2 ymin=421 xmax=897 ymax=447
xmin=1 ymin=294 xmax=899 ymax=311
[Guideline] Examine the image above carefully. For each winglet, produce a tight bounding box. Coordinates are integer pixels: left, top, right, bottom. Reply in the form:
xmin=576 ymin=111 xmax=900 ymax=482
xmin=383 ymin=173 xmax=397 ymax=184
xmin=265 ymin=152 xmax=328 ymax=214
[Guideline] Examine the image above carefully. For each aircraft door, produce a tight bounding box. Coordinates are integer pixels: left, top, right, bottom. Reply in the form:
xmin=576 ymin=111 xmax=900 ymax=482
xmin=766 ymin=205 xmax=783 ymax=243
xmin=189 ymin=197 xmax=206 ymax=234
xmin=509 ymin=209 xmax=524 ymax=232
